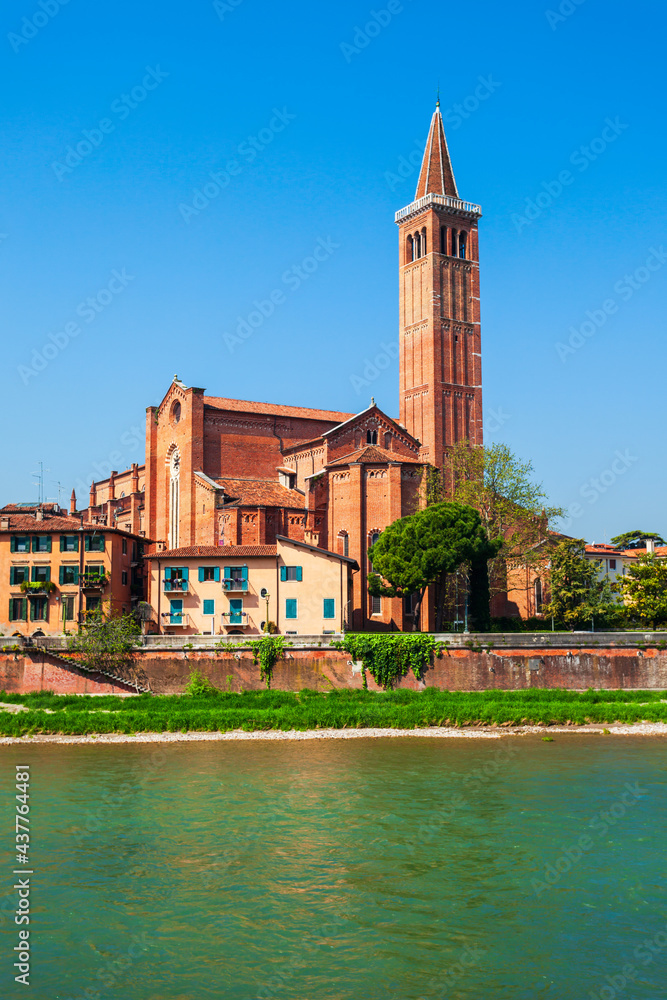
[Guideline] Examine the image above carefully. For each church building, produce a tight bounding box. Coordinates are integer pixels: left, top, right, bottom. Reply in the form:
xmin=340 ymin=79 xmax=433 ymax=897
xmin=77 ymin=103 xmax=484 ymax=633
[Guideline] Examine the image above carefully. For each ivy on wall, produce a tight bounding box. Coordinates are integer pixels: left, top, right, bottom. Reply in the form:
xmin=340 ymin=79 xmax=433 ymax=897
xmin=339 ymin=633 xmax=437 ymax=689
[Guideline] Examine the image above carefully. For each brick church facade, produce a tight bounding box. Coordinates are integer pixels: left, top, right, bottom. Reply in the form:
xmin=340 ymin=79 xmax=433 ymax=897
xmin=77 ymin=102 xmax=484 ymax=632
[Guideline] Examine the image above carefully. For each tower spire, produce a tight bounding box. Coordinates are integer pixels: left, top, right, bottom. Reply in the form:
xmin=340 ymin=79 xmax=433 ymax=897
xmin=415 ymin=102 xmax=458 ymax=200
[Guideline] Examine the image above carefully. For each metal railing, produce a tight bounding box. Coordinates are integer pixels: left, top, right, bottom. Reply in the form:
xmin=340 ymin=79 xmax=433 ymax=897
xmin=222 ymin=579 xmax=248 ymax=592
xmin=163 ymin=579 xmax=189 ymax=592
xmin=395 ymin=192 xmax=482 ymax=222
xmin=221 ymin=612 xmax=250 ymax=628
xmin=161 ymin=612 xmax=190 ymax=627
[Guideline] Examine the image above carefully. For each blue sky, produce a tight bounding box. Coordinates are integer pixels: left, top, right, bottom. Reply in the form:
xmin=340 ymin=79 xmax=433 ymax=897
xmin=1 ymin=0 xmax=665 ymax=542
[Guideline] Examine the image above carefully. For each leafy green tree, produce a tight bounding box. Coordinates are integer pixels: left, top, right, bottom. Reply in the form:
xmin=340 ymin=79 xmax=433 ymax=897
xmin=610 ymin=530 xmax=665 ymax=550
xmin=69 ymin=610 xmax=141 ymax=679
xmin=368 ymin=502 xmax=500 ymax=631
xmin=428 ymin=442 xmax=565 ymax=602
xmin=620 ymin=554 xmax=667 ymax=629
xmin=543 ymin=539 xmax=622 ymax=629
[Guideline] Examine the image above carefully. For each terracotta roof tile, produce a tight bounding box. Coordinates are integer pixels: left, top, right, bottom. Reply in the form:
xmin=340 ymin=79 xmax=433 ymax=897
xmin=218 ymin=479 xmax=306 ymax=509
xmin=149 ymin=545 xmax=277 ymax=560
xmin=203 ymin=396 xmax=353 ymax=423
xmin=327 ymin=446 xmax=422 ymax=467
xmin=0 ymin=512 xmax=146 ymax=538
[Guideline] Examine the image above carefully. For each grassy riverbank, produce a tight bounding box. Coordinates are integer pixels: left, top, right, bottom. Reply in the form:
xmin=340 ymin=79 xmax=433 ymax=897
xmin=0 ymin=688 xmax=667 ymax=736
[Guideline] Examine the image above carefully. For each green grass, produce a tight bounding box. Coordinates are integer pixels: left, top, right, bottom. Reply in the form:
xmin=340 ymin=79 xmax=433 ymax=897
xmin=0 ymin=688 xmax=666 ymax=736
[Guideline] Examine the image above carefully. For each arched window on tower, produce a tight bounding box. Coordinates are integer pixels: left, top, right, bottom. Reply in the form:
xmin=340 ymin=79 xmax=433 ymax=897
xmin=414 ymin=232 xmax=421 ymax=259
xmin=440 ymin=226 xmax=447 ymax=254
xmin=406 ymin=235 xmax=413 ymax=263
xmin=459 ymin=232 xmax=467 ymax=259
xmin=366 ymin=430 xmax=378 ymax=445
xmin=451 ymin=230 xmax=458 ymax=258
xmin=421 ymin=227 xmax=427 ymax=255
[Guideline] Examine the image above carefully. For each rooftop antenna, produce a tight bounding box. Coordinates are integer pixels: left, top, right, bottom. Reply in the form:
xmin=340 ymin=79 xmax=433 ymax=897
xmin=51 ymin=480 xmax=66 ymax=506
xmin=31 ymin=462 xmax=49 ymax=505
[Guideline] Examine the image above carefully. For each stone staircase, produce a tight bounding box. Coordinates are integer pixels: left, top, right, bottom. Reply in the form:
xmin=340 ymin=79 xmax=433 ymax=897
xmin=34 ymin=645 xmax=151 ymax=695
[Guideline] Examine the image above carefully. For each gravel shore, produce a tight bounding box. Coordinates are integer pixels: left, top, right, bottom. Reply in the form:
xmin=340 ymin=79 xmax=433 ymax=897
xmin=1 ymin=723 xmax=666 ymax=745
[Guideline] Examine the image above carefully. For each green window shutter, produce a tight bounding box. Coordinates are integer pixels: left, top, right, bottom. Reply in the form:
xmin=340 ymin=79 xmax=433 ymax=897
xmin=32 ymin=536 xmax=39 ymax=553
xmin=22 ymin=599 xmax=27 ymax=621
xmin=198 ymin=567 xmax=205 ymax=583
xmin=73 ymin=536 xmax=79 ymax=552
xmin=182 ymin=567 xmax=189 ymax=582
xmin=241 ymin=566 xmax=248 ymax=583
xmin=165 ymin=568 xmax=172 ymax=580
xmin=44 ymin=567 xmax=51 ymax=583
xmin=285 ymin=598 xmax=297 ymax=619
xmin=98 ymin=535 xmax=105 ymax=552
xmin=10 ymin=537 xmax=16 ymax=553
xmin=9 ymin=568 xmax=15 ymax=586
xmin=280 ymin=566 xmax=287 ymax=582
xmin=72 ymin=567 xmax=79 ymax=585
xmin=59 ymin=566 xmax=65 ymax=585
xmin=8 ymin=599 xmax=12 ymax=620
xmin=46 ymin=536 xmax=52 ymax=552
xmin=203 ymin=599 xmax=214 ymax=616
xmin=85 ymin=535 xmax=90 ymax=551
xmin=323 ymin=599 xmax=335 ymax=619
xmin=214 ymin=567 xmax=220 ymax=582
xmin=31 ymin=567 xmax=37 ymax=583
xmin=60 ymin=536 xmax=66 ymax=552
xmin=296 ymin=566 xmax=303 ymax=582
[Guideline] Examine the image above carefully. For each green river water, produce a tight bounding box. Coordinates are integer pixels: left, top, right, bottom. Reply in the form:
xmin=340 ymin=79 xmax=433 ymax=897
xmin=1 ymin=735 xmax=665 ymax=999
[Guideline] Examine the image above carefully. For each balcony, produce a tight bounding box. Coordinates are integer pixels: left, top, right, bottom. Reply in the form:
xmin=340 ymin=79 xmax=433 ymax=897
xmin=395 ymin=192 xmax=483 ymax=223
xmin=221 ymin=612 xmax=251 ymax=629
xmin=163 ymin=579 xmax=190 ymax=593
xmin=222 ymin=578 xmax=248 ymax=593
xmin=161 ymin=612 xmax=190 ymax=628
xmin=82 ymin=575 xmax=108 ymax=591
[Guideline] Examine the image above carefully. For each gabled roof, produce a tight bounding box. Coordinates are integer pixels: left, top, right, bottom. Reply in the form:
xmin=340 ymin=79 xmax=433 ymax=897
xmin=0 ymin=512 xmax=146 ymax=540
xmin=218 ymin=478 xmax=306 ymax=509
xmin=276 ymin=535 xmax=359 ymax=569
xmin=415 ymin=102 xmax=459 ymax=199
xmin=148 ymin=545 xmax=277 ymax=560
xmin=204 ymin=396 xmax=353 ymax=423
xmin=326 ymin=446 xmax=422 ymax=467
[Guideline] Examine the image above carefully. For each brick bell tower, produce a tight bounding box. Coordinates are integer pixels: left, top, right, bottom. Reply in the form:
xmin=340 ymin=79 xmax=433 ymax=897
xmin=396 ymin=101 xmax=483 ymax=471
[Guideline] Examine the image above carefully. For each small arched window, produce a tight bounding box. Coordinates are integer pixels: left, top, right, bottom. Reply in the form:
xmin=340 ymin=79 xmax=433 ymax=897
xmin=451 ymin=230 xmax=458 ymax=258
xmin=421 ymin=227 xmax=427 ymax=255
xmin=535 ymin=579 xmax=543 ymax=613
xmin=366 ymin=430 xmax=378 ymax=445
xmin=440 ymin=226 xmax=447 ymax=254
xmin=459 ymin=232 xmax=467 ymax=259
xmin=407 ymin=235 xmax=413 ymax=263
xmin=414 ymin=232 xmax=421 ymax=259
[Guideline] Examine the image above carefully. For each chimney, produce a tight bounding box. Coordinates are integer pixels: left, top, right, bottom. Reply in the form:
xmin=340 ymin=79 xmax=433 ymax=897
xmin=131 ymin=462 xmax=139 ymax=494
xmin=89 ymin=481 xmax=97 ymax=507
xmin=647 ymin=538 xmax=656 ymax=555
xmin=35 ymin=509 xmax=44 ymax=522
xmin=108 ymin=471 xmax=117 ymax=501
xmin=0 ymin=516 xmax=9 ymax=531
xmin=70 ymin=489 xmax=77 ymax=515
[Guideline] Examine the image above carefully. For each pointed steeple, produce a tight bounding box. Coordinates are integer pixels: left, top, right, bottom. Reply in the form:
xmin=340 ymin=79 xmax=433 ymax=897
xmin=414 ymin=102 xmax=459 ymax=200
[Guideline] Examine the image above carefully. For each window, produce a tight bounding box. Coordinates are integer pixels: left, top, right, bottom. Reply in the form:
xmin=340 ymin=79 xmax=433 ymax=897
xmin=121 ymin=571 xmax=128 ymax=586
xmin=371 ymin=595 xmax=381 ymax=616
xmin=285 ymin=598 xmax=298 ymax=620
xmin=62 ymin=596 xmax=75 ymax=622
xmin=224 ymin=566 xmax=248 ymax=590
xmin=203 ymin=599 xmax=215 ymax=616
xmin=164 ymin=567 xmax=189 ymax=591
xmin=228 ymin=599 xmax=244 ymax=625
xmin=407 ymin=235 xmax=413 ymax=262
xmin=9 ymin=598 xmax=27 ymax=621
xmin=280 ymin=566 xmax=303 ymax=582
xmin=421 ymin=227 xmax=427 ymax=255
xmin=30 ymin=597 xmax=48 ymax=622
xmin=86 ymin=596 xmax=101 ymax=613
xmin=609 ymin=559 xmax=617 ymax=570
xmin=122 ymin=538 xmax=127 ymax=555
xmin=366 ymin=430 xmax=378 ymax=445
xmin=369 ymin=532 xmax=380 ymax=571
xmin=31 ymin=566 xmax=51 ymax=584
xmin=60 ymin=535 xmax=79 ymax=552
xmin=451 ymin=230 xmax=458 ymax=257
xmin=440 ymin=226 xmax=447 ymax=254
xmin=323 ymin=599 xmax=335 ymax=620
xmin=459 ymin=232 xmax=467 ymax=259
xmin=85 ymin=534 xmax=105 ymax=552
xmin=85 ymin=564 xmax=104 ymax=578
xmin=9 ymin=567 xmax=28 ymax=586
xmin=534 ymin=579 xmax=543 ymax=614
xmin=404 ymin=593 xmax=416 ymax=617
xmin=59 ymin=566 xmax=79 ymax=586
xmin=32 ymin=535 xmax=51 ymax=553
xmin=10 ymin=536 xmax=30 ymax=553
xmin=199 ymin=567 xmax=220 ymax=582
